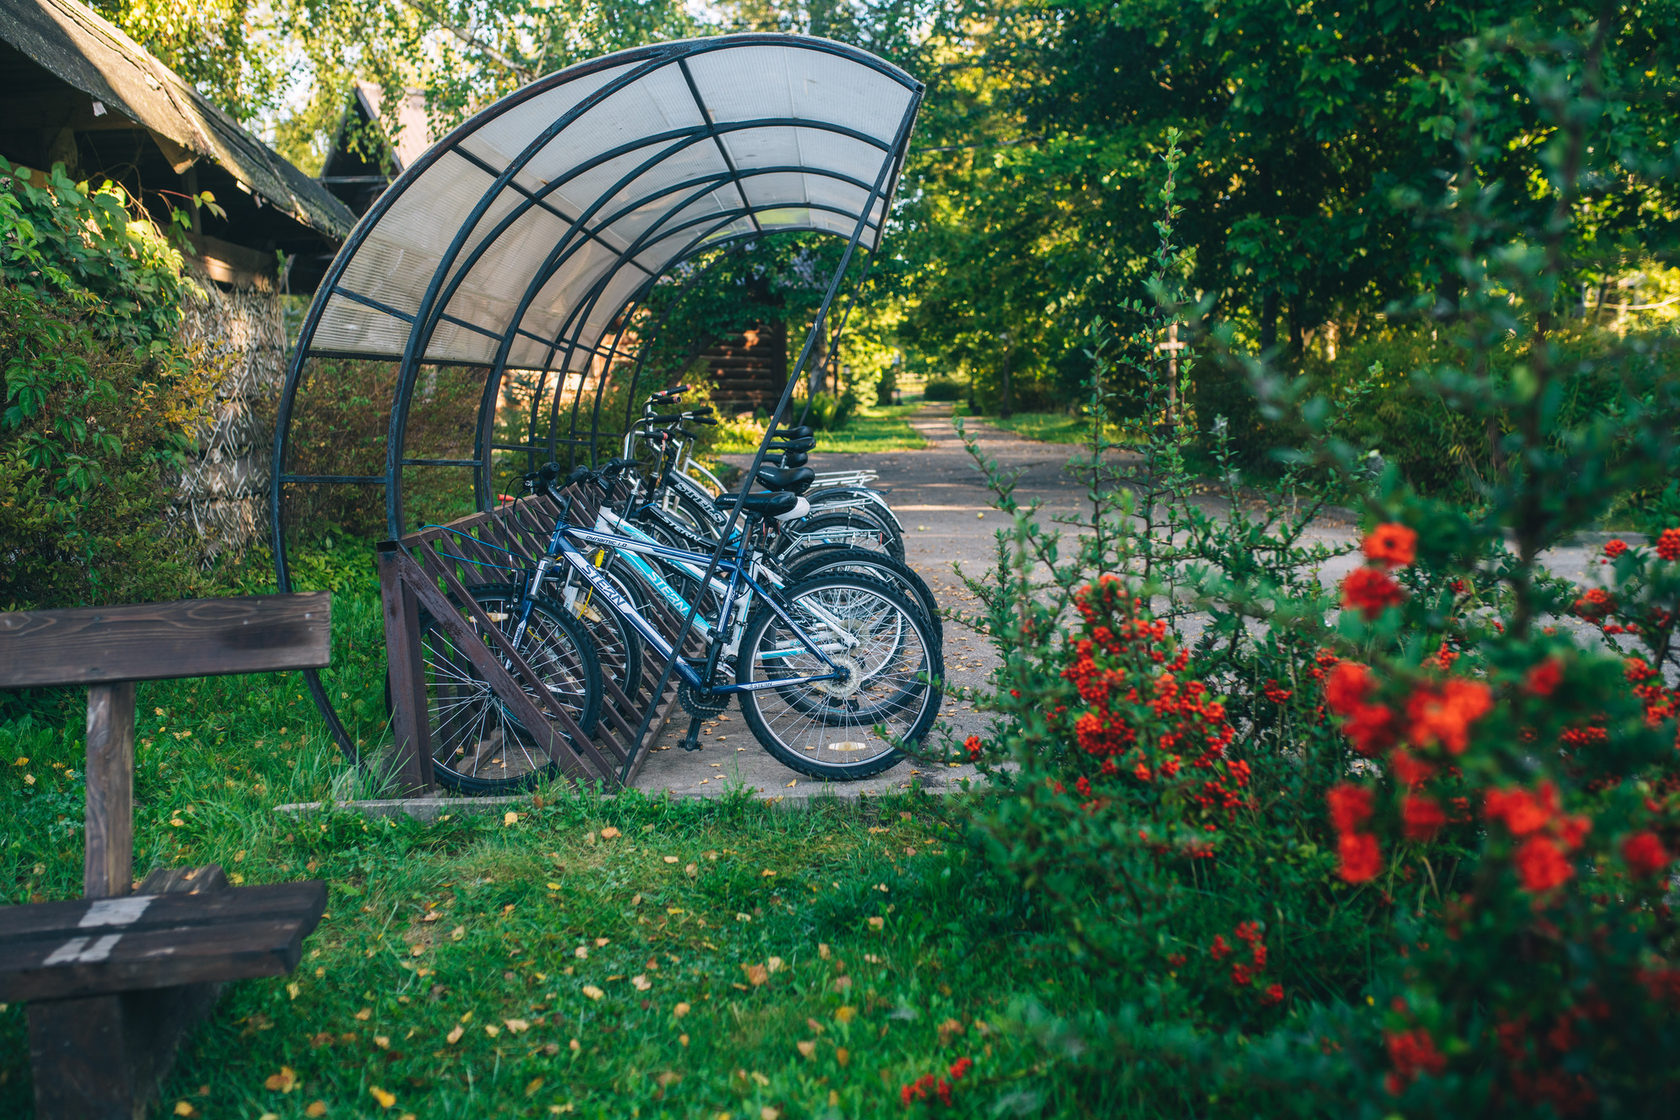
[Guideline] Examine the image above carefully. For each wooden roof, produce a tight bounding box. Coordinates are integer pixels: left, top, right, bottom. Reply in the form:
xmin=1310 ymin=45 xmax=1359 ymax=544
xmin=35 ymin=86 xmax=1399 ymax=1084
xmin=0 ymin=0 xmax=354 ymax=244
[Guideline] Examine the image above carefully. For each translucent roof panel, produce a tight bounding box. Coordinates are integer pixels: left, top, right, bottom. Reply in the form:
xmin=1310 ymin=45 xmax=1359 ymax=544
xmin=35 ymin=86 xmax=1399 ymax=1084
xmin=305 ymin=35 xmax=921 ymax=370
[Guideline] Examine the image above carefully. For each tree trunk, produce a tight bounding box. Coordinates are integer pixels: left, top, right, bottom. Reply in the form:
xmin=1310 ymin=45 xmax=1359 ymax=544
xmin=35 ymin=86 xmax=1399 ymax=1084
xmin=1258 ymin=289 xmax=1279 ymax=354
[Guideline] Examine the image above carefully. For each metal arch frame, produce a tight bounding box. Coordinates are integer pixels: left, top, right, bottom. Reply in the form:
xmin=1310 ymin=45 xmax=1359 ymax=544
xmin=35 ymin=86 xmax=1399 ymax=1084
xmin=271 ymin=35 xmax=923 ymax=756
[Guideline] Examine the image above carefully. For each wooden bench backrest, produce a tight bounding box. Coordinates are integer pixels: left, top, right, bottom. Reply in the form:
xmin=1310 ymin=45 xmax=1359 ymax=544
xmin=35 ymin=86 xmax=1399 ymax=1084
xmin=0 ymin=593 xmax=332 ymax=899
xmin=0 ymin=593 xmax=332 ymax=689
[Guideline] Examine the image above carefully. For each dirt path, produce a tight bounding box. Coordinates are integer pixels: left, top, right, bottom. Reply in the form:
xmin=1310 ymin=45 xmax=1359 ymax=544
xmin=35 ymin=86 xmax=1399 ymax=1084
xmin=631 ymin=404 xmax=1613 ymax=799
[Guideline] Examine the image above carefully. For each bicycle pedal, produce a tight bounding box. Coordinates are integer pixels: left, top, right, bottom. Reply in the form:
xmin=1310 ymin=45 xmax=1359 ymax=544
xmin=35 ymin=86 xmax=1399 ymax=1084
xmin=679 ymin=715 xmax=705 ymax=752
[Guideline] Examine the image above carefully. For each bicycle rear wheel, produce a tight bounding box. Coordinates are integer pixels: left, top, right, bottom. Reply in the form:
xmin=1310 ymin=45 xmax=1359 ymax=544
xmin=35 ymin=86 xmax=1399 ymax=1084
xmin=737 ymin=574 xmax=942 ymax=780
xmin=416 ymin=585 xmax=602 ymax=794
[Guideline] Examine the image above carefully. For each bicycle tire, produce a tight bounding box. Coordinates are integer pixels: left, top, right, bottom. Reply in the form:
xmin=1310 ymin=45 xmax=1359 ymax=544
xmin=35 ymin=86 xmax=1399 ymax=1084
xmin=777 ymin=510 xmax=906 ymax=565
xmin=782 ymin=546 xmax=942 ymax=650
xmin=415 ymin=584 xmax=602 ymax=794
xmin=736 ymin=574 xmax=942 ymax=780
xmin=554 ymin=566 xmax=645 ymax=703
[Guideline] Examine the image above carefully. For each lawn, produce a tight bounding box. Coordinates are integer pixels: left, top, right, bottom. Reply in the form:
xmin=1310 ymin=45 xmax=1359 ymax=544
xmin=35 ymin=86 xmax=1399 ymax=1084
xmin=711 ymin=402 xmax=927 ymax=454
xmin=0 ymin=574 xmax=1069 ymax=1120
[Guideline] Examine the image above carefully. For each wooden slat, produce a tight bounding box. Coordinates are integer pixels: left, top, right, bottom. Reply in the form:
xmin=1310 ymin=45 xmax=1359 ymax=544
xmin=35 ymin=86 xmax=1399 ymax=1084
xmin=418 ymin=544 xmax=622 ymax=783
xmin=0 ymin=881 xmax=327 ymax=1002
xmin=0 ymin=593 xmax=331 ymax=688
xmin=0 ymin=882 xmax=326 ymax=942
xmin=84 ymin=682 xmax=135 ymax=899
xmin=398 ymin=550 xmax=607 ymax=785
xmin=379 ymin=547 xmax=434 ymax=795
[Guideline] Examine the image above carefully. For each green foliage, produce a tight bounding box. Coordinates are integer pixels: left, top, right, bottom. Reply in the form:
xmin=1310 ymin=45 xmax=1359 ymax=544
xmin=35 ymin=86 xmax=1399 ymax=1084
xmin=803 ymin=388 xmax=859 ymax=431
xmin=0 ymin=162 xmax=225 ymax=609
xmin=956 ymin=54 xmax=1680 ymax=1112
xmin=920 ymin=376 xmax=963 ymax=402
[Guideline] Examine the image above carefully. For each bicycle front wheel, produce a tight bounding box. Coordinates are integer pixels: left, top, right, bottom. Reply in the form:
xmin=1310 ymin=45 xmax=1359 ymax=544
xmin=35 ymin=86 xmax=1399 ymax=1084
xmin=416 ymin=585 xmax=602 ymax=794
xmin=737 ymin=574 xmax=942 ymax=780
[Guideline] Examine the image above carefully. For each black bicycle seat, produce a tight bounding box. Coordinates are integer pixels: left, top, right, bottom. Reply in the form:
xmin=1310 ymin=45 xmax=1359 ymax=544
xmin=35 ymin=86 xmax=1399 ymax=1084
xmin=772 ymin=424 xmax=814 ymax=440
xmin=768 ymin=436 xmax=817 ymax=453
xmin=754 ymin=465 xmax=816 ymax=493
xmin=779 ymin=450 xmax=809 ymax=467
xmin=715 ymin=490 xmax=800 ymax=517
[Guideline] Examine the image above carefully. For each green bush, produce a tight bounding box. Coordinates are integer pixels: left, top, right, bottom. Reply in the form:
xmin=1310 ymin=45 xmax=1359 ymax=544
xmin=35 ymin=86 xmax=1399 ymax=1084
xmin=958 ymin=108 xmax=1680 ymax=1115
xmin=0 ymin=161 xmax=225 ymax=609
xmin=804 ymin=388 xmax=858 ymax=431
xmin=921 ymin=376 xmax=963 ymax=401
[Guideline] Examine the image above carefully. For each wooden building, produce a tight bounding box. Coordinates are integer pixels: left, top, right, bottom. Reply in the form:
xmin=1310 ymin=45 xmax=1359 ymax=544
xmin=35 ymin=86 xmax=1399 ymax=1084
xmin=0 ymin=0 xmax=356 ymax=554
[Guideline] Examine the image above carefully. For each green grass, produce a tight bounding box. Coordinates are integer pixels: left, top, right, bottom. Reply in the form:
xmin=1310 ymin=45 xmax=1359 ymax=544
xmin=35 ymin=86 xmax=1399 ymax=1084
xmin=711 ymin=402 xmax=927 ymax=454
xmin=0 ymin=578 xmax=1064 ymax=1120
xmin=975 ymin=411 xmax=1090 ymax=444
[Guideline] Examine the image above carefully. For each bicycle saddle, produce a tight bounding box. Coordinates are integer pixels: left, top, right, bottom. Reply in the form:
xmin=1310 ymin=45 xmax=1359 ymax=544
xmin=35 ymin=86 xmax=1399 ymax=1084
xmin=754 ymin=464 xmax=816 ymax=493
xmin=715 ymin=490 xmax=800 ymax=516
xmin=779 ymin=450 xmax=809 ymax=467
xmin=772 ymin=424 xmax=814 ymax=440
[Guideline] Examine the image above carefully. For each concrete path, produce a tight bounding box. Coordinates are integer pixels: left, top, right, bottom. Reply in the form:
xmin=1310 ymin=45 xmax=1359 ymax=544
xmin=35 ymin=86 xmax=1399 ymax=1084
xmin=629 ymin=405 xmax=1616 ymax=799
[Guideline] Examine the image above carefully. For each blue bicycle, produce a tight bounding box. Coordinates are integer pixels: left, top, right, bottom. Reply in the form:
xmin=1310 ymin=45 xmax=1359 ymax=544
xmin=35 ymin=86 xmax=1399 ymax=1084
xmin=414 ymin=465 xmax=943 ymax=790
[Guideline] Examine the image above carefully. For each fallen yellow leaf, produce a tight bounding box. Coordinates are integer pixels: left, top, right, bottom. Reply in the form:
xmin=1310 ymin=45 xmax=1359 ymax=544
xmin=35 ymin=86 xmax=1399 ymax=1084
xmin=796 ymin=1040 xmax=816 ymax=1058
xmin=505 ymin=1018 xmax=530 ymax=1033
xmin=835 ymin=1006 xmax=857 ymax=1023
xmin=836 ymin=1046 xmax=851 ymax=1067
xmin=569 ymin=1038 xmax=581 ymax=1051
xmin=818 ymin=943 xmax=831 ymax=960
xmin=526 ymin=1077 xmax=545 ymax=1097
xmin=743 ymin=962 xmax=769 ymax=986
xmin=763 ymin=1108 xmax=781 ymax=1120
xmin=679 ymin=1033 xmax=689 ymax=1046
xmin=354 ymin=1008 xmax=371 ymax=1021
xmin=547 ymin=881 xmax=562 ymax=890
xmin=305 ymin=1103 xmax=328 ymax=1118
xmin=446 ymin=1024 xmax=464 ymax=1044
xmin=450 ymin=926 xmax=466 ymax=941
xmin=761 ymin=869 xmax=776 ymax=877
xmin=484 ymin=1024 xmax=500 ymax=1037
xmin=867 ymin=916 xmax=885 ymax=930
xmin=632 ymin=974 xmax=652 ymax=991
xmin=504 ymin=811 xmax=519 ymax=826
xmin=374 ymin=1035 xmax=390 ymax=1049
xmin=674 ymin=1001 xmax=691 ymax=1018
xmin=263 ymin=1067 xmax=297 ymax=1093
xmin=600 ymin=826 xmax=621 ymax=839
xmin=663 ymin=855 xmax=679 ymax=864
xmin=173 ymin=1104 xmax=195 ymax=1118
xmin=369 ymin=1086 xmax=396 ymax=1108
xmin=582 ymin=985 xmax=605 ymax=1000
xmin=766 ymin=956 xmax=784 ymax=973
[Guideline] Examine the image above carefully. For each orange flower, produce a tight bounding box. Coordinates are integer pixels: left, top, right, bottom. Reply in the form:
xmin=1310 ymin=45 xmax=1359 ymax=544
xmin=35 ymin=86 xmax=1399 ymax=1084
xmin=1623 ymin=831 xmax=1669 ymax=877
xmin=1402 ymin=794 xmax=1447 ymax=842
xmin=1337 ymin=831 xmax=1381 ymax=883
xmin=1484 ymin=782 xmax=1559 ymax=836
xmin=1323 ymin=661 xmax=1374 ymax=715
xmin=1326 ymin=783 xmax=1374 ymax=834
xmin=1389 ymin=748 xmax=1435 ymax=788
xmin=1405 ymin=679 xmax=1492 ymax=754
xmin=1363 ymin=523 xmax=1418 ymax=568
xmin=1342 ymin=567 xmax=1405 ymax=619
xmin=1524 ymin=658 xmax=1564 ymax=697
xmin=1514 ymin=834 xmax=1572 ymax=892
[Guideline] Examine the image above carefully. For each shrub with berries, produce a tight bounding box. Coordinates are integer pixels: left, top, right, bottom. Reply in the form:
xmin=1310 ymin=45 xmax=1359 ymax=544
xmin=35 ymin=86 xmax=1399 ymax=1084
xmin=952 ymin=55 xmax=1680 ymax=1118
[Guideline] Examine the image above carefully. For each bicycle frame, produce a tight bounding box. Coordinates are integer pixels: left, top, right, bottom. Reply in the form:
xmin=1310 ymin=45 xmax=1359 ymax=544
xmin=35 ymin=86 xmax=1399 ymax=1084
xmin=543 ymin=514 xmax=851 ymax=695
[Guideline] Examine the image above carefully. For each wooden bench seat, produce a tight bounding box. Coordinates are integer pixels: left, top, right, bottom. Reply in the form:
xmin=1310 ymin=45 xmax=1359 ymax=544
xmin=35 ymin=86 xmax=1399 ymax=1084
xmin=0 ymin=593 xmax=333 ymax=1120
xmin=0 ymin=881 xmax=327 ymax=1003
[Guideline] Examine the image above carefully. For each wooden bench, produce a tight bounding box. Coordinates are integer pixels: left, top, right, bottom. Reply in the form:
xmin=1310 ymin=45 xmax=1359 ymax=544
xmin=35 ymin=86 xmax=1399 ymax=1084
xmin=0 ymin=594 xmax=332 ymax=1120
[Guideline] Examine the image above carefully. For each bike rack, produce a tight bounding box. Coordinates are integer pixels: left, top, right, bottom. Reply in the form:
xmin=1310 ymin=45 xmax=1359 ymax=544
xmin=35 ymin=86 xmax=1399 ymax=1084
xmin=377 ymin=493 xmax=697 ymax=792
xmin=270 ymin=35 xmax=923 ymax=790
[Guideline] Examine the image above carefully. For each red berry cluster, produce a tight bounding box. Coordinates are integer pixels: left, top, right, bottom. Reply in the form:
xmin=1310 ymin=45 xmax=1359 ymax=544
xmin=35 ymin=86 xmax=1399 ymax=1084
xmin=899 ymin=1056 xmax=974 ymax=1108
xmin=1059 ymin=576 xmax=1247 ymax=830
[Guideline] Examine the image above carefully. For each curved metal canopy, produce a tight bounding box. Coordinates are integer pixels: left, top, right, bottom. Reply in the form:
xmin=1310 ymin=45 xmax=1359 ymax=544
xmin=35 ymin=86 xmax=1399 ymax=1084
xmin=273 ymin=35 xmax=923 ymax=753
xmin=303 ymin=34 xmax=919 ymax=372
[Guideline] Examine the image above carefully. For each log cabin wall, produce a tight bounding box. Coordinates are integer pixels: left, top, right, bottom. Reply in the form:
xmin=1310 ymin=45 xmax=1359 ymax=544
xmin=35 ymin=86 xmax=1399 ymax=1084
xmin=701 ymin=320 xmax=788 ymax=414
